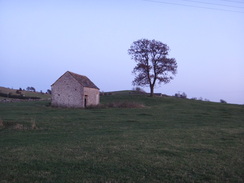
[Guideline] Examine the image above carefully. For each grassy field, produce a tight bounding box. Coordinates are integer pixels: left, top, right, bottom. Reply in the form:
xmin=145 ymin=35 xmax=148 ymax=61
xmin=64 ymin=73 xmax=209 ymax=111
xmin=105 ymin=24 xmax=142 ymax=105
xmin=0 ymin=86 xmax=50 ymax=100
xmin=0 ymin=94 xmax=243 ymax=182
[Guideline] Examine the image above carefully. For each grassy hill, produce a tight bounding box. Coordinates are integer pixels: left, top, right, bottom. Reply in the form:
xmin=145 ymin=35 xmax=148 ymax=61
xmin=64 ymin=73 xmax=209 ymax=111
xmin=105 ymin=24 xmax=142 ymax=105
xmin=0 ymin=86 xmax=51 ymax=100
xmin=0 ymin=94 xmax=243 ymax=182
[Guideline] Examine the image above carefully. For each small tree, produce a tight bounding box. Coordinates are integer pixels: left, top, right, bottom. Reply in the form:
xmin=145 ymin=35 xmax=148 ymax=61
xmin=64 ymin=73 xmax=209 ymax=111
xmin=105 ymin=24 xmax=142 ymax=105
xmin=128 ymin=39 xmax=177 ymax=96
xmin=31 ymin=87 xmax=36 ymax=92
xmin=47 ymin=89 xmax=52 ymax=94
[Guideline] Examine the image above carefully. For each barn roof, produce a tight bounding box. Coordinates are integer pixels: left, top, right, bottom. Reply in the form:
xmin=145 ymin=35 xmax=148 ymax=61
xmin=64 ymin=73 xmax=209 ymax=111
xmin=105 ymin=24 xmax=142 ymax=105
xmin=68 ymin=71 xmax=99 ymax=89
xmin=52 ymin=71 xmax=99 ymax=90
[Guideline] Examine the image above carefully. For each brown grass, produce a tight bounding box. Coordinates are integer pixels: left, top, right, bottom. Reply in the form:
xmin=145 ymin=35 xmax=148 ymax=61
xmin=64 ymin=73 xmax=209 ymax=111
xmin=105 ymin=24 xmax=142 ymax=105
xmin=107 ymin=101 xmax=144 ymax=108
xmin=87 ymin=101 xmax=144 ymax=109
xmin=0 ymin=119 xmax=38 ymax=130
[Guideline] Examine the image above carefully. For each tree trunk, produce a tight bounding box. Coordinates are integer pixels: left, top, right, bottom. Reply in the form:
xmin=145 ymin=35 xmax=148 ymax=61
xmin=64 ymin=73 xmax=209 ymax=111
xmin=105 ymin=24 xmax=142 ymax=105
xmin=150 ymin=85 xmax=154 ymax=97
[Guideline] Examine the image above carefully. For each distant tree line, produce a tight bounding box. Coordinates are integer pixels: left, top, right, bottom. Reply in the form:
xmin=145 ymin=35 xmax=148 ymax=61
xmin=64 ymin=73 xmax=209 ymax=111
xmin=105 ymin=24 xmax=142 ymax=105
xmin=16 ymin=87 xmax=51 ymax=94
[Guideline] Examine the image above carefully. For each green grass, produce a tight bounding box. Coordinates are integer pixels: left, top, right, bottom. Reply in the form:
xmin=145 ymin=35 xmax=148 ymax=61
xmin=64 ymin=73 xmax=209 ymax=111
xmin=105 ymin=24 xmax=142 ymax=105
xmin=0 ymin=94 xmax=243 ymax=182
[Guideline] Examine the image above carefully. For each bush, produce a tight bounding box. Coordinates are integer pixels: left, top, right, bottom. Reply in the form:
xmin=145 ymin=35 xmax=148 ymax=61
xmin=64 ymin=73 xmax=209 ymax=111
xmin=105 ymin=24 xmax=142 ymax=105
xmin=16 ymin=90 xmax=22 ymax=94
xmin=132 ymin=87 xmax=146 ymax=93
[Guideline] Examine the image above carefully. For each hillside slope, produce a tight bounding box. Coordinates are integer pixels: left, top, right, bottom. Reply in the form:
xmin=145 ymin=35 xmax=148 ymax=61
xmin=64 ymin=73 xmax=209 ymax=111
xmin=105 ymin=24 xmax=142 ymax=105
xmin=0 ymin=86 xmax=51 ymax=100
xmin=0 ymin=94 xmax=243 ymax=182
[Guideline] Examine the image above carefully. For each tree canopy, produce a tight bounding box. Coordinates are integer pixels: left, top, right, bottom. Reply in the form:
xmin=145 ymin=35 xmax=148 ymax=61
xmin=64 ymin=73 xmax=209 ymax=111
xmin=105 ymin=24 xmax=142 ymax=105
xmin=128 ymin=39 xmax=177 ymax=96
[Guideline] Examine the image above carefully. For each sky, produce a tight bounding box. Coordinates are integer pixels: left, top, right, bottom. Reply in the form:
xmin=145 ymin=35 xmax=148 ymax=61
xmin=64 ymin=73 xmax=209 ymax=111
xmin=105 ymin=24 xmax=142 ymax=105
xmin=0 ymin=0 xmax=244 ymax=104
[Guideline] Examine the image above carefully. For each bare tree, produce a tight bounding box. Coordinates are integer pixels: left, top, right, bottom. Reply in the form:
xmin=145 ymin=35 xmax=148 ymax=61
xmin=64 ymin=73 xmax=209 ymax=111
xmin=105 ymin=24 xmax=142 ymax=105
xmin=128 ymin=39 xmax=177 ymax=96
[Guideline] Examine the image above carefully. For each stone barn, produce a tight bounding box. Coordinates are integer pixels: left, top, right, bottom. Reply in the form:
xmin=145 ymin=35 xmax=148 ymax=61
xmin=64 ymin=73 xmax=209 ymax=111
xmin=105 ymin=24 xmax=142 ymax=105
xmin=51 ymin=71 xmax=99 ymax=108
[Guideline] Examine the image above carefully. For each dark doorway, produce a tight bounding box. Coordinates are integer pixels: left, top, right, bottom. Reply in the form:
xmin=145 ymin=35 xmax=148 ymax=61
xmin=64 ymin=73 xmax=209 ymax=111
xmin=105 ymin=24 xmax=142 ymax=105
xmin=84 ymin=95 xmax=88 ymax=108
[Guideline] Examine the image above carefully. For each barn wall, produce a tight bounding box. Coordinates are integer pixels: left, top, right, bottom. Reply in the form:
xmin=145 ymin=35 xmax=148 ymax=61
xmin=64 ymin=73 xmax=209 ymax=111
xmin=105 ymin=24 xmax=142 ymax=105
xmin=51 ymin=73 xmax=84 ymax=108
xmin=84 ymin=87 xmax=100 ymax=106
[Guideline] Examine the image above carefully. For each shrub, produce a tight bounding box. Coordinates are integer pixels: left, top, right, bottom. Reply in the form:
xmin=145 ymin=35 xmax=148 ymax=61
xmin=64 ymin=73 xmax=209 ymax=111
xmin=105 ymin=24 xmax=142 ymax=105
xmin=132 ymin=87 xmax=146 ymax=93
xmin=16 ymin=90 xmax=22 ymax=94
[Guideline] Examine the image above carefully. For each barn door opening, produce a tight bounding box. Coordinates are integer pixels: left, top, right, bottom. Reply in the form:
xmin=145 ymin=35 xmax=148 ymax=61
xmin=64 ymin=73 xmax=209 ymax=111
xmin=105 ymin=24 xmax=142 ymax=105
xmin=84 ymin=95 xmax=88 ymax=108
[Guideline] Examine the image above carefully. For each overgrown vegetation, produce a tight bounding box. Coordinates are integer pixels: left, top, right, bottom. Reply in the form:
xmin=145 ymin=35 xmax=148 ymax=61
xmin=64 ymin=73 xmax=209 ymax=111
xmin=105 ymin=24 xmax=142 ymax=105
xmin=0 ymin=94 xmax=243 ymax=182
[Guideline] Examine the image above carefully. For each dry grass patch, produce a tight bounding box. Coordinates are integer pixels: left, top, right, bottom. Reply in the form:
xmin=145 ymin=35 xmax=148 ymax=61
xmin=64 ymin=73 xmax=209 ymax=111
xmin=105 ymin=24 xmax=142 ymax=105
xmin=0 ymin=118 xmax=39 ymax=130
xmin=31 ymin=118 xmax=37 ymax=129
xmin=87 ymin=101 xmax=144 ymax=109
xmin=107 ymin=101 xmax=144 ymax=108
xmin=13 ymin=123 xmax=26 ymax=130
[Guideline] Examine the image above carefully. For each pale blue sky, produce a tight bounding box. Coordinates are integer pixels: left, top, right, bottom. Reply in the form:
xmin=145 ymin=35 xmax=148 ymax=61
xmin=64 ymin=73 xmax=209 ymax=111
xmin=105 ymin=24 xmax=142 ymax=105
xmin=0 ymin=0 xmax=244 ymax=104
